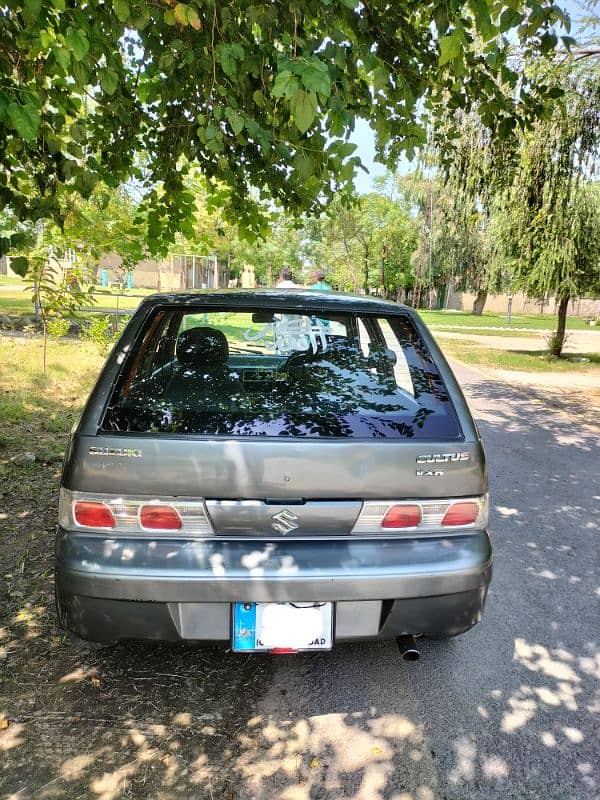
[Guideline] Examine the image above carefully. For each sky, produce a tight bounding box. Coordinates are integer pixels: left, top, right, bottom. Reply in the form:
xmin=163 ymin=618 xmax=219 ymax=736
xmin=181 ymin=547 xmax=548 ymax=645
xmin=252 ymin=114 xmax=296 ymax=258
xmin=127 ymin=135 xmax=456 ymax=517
xmin=349 ymin=0 xmax=599 ymax=195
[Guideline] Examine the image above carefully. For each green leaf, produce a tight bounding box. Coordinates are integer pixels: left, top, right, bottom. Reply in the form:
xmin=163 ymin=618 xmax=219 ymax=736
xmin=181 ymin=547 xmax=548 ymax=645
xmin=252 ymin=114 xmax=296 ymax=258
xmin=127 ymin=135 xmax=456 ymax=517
xmin=24 ymin=0 xmax=42 ymax=19
xmin=298 ymin=63 xmax=331 ymax=97
xmin=252 ymin=89 xmax=265 ymax=108
xmin=71 ymin=59 xmax=89 ymax=85
xmin=468 ymin=0 xmax=495 ymax=41
xmin=216 ymin=44 xmax=242 ymax=77
xmin=69 ymin=121 xmax=86 ymax=142
xmin=100 ymin=68 xmax=119 ymax=95
xmin=7 ymin=102 xmax=40 ymax=141
xmin=225 ymin=108 xmax=244 ymax=135
xmin=10 ymin=256 xmax=29 ymax=277
xmin=113 ymin=0 xmax=129 ymax=23
xmin=293 ymin=152 xmax=315 ymax=179
xmin=39 ymin=29 xmax=54 ymax=48
xmin=272 ymin=70 xmax=299 ymax=99
xmin=66 ymin=28 xmax=90 ymax=62
xmin=372 ymin=66 xmax=388 ymax=92
xmin=290 ymin=90 xmax=318 ymax=133
xmin=499 ymin=8 xmax=524 ymax=33
xmin=438 ymin=31 xmax=462 ymax=66
xmin=54 ymin=46 xmax=70 ymax=71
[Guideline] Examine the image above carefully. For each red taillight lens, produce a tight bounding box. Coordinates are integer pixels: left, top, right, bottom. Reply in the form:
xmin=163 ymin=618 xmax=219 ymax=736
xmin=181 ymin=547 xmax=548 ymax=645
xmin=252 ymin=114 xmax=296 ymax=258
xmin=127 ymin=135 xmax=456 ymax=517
xmin=442 ymin=502 xmax=479 ymax=527
xmin=140 ymin=505 xmax=182 ymax=530
xmin=381 ymin=504 xmax=421 ymax=529
xmin=74 ymin=501 xmax=115 ymax=529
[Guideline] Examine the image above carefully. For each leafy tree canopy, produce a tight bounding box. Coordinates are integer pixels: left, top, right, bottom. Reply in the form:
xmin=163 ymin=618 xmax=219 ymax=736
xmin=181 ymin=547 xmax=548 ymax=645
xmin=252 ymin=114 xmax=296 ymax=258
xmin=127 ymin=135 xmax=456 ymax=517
xmin=1 ymin=0 xmax=572 ymax=271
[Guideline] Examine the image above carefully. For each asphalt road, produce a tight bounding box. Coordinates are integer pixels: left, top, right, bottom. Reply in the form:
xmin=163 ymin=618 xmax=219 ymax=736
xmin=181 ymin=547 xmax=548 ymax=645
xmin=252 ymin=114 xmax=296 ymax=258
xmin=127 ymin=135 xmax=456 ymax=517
xmin=1 ymin=364 xmax=598 ymax=800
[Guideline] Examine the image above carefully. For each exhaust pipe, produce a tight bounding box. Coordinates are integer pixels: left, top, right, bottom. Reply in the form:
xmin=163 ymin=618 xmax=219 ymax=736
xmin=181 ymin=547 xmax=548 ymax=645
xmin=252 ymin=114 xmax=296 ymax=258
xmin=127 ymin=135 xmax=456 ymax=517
xmin=396 ymin=635 xmax=421 ymax=661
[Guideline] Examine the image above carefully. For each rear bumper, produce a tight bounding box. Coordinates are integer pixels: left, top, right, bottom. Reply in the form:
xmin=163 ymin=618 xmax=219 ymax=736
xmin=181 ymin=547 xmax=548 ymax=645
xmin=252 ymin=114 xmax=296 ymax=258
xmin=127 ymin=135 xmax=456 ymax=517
xmin=55 ymin=529 xmax=492 ymax=642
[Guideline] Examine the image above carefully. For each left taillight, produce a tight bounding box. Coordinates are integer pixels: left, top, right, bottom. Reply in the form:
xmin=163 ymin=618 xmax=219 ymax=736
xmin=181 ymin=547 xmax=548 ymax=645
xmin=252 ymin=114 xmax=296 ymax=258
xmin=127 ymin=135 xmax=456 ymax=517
xmin=59 ymin=488 xmax=214 ymax=537
xmin=74 ymin=501 xmax=115 ymax=529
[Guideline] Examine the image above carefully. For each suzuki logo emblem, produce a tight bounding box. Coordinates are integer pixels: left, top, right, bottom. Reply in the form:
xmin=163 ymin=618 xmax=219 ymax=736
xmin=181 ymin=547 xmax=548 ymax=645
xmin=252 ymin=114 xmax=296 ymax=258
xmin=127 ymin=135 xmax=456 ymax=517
xmin=271 ymin=509 xmax=300 ymax=534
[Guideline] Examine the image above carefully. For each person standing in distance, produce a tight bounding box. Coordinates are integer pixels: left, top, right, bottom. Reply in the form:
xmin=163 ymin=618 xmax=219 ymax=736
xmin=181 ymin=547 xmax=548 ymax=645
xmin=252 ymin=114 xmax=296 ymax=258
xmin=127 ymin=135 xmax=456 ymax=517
xmin=276 ymin=268 xmax=298 ymax=288
xmin=311 ymin=270 xmax=332 ymax=290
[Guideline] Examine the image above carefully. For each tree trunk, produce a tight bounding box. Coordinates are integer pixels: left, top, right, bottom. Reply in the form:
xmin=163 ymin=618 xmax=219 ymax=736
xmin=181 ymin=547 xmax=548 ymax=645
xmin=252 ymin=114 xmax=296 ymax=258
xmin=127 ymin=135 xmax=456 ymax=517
xmin=472 ymin=289 xmax=488 ymax=316
xmin=550 ymin=296 xmax=570 ymax=357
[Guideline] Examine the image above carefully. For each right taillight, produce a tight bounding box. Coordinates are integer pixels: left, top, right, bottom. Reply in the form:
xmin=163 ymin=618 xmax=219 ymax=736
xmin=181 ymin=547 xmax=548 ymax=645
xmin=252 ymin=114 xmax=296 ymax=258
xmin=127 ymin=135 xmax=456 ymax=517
xmin=442 ymin=502 xmax=480 ymax=527
xmin=382 ymin=505 xmax=421 ymax=529
xmin=351 ymin=495 xmax=488 ymax=535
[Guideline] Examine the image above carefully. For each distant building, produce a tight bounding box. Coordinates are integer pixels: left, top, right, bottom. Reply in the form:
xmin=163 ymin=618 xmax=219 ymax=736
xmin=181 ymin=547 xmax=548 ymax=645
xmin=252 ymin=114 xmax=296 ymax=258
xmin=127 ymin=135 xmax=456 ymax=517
xmin=98 ymin=252 xmax=229 ymax=291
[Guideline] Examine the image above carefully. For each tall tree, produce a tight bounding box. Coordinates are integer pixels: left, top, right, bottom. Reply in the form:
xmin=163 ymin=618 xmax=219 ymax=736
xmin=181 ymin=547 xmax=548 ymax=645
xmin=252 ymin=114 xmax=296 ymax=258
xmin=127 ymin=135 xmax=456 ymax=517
xmin=1 ymin=0 xmax=573 ymax=271
xmin=496 ymin=67 xmax=600 ymax=355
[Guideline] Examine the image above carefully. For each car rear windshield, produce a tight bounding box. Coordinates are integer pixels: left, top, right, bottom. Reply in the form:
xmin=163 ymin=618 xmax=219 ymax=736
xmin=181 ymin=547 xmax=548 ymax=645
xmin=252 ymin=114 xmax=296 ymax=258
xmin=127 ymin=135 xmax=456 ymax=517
xmin=101 ymin=307 xmax=462 ymax=440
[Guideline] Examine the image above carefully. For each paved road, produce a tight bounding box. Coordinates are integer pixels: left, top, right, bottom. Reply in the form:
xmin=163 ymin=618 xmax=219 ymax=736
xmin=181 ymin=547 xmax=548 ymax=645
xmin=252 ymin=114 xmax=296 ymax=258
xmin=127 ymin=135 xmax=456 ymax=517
xmin=1 ymin=365 xmax=598 ymax=800
xmin=434 ymin=329 xmax=600 ymax=354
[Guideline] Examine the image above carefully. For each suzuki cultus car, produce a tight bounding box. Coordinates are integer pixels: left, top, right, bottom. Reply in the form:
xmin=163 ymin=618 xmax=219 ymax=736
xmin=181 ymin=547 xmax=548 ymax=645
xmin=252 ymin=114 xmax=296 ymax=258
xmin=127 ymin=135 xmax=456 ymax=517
xmin=56 ymin=290 xmax=492 ymax=653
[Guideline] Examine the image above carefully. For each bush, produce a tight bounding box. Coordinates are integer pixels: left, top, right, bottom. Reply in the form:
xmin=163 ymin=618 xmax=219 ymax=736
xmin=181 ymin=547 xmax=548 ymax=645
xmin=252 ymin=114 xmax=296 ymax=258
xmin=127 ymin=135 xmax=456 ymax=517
xmin=83 ymin=314 xmax=120 ymax=354
xmin=46 ymin=317 xmax=71 ymax=338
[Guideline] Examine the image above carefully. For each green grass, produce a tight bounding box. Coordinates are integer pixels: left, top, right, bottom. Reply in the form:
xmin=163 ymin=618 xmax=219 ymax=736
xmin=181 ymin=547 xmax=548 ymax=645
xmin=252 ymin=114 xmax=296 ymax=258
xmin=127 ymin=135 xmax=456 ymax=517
xmin=0 ymin=338 xmax=103 ymax=467
xmin=418 ymin=309 xmax=592 ymax=331
xmin=0 ymin=280 xmax=155 ymax=315
xmin=440 ymin=339 xmax=600 ymax=373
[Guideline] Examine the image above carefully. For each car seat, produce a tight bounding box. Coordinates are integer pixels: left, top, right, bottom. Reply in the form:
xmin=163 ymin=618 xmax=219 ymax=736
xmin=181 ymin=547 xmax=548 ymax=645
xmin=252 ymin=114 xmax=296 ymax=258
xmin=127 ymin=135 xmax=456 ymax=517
xmin=164 ymin=327 xmax=244 ymax=406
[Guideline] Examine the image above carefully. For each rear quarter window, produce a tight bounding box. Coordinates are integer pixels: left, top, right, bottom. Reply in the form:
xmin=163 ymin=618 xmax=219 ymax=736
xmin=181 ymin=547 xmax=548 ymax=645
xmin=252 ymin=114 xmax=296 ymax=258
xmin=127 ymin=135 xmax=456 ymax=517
xmin=101 ymin=307 xmax=462 ymax=440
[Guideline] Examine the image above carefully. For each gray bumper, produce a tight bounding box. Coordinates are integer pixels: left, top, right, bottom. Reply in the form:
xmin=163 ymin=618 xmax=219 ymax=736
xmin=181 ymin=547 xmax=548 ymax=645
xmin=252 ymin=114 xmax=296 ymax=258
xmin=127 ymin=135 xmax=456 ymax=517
xmin=55 ymin=529 xmax=492 ymax=642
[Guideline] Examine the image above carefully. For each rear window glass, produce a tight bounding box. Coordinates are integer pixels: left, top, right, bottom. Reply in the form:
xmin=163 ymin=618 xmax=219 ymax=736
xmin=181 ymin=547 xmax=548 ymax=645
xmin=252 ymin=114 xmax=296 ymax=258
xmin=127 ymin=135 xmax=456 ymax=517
xmin=102 ymin=307 xmax=461 ymax=439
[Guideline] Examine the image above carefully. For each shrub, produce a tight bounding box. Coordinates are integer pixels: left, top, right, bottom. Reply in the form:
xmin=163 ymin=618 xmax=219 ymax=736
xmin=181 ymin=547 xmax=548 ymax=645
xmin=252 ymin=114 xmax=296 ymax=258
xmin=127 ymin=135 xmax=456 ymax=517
xmin=83 ymin=314 xmax=119 ymax=355
xmin=46 ymin=317 xmax=71 ymax=338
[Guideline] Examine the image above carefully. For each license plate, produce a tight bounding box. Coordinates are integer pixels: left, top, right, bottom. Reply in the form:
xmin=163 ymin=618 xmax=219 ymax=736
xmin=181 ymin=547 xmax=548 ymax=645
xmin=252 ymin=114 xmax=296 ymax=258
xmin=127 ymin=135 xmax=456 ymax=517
xmin=232 ymin=602 xmax=333 ymax=652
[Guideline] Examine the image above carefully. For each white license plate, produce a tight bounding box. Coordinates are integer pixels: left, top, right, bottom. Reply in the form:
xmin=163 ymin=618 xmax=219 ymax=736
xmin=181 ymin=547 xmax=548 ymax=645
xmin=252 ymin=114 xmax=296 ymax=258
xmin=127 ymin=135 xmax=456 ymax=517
xmin=232 ymin=602 xmax=333 ymax=652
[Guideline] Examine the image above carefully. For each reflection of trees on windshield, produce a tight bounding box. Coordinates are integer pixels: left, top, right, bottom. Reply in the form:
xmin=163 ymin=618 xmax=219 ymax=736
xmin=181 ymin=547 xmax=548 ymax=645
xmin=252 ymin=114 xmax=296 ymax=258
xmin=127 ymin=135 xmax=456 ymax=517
xmin=103 ymin=312 xmax=459 ymax=440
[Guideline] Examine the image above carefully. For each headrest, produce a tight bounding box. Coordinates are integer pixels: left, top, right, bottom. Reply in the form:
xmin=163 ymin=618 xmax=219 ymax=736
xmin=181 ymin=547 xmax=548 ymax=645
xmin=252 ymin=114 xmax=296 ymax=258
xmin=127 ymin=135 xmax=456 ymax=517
xmin=176 ymin=327 xmax=229 ymax=368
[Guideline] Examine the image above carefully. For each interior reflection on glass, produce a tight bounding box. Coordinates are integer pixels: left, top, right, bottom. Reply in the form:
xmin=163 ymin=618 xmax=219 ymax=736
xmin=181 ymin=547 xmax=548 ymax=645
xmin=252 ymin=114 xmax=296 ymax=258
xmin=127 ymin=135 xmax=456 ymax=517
xmin=102 ymin=308 xmax=460 ymax=440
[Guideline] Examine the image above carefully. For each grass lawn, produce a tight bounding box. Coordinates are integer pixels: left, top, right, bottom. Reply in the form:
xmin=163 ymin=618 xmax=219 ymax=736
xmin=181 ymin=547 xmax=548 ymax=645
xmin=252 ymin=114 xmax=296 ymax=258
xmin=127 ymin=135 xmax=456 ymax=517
xmin=439 ymin=338 xmax=600 ymax=373
xmin=0 ymin=338 xmax=104 ymax=460
xmin=418 ymin=309 xmax=592 ymax=331
xmin=0 ymin=282 xmax=154 ymax=315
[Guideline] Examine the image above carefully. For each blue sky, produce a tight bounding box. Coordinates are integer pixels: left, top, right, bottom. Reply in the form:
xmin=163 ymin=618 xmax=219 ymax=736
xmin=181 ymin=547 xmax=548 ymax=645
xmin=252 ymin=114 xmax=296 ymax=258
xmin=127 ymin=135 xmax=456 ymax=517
xmin=350 ymin=0 xmax=598 ymax=194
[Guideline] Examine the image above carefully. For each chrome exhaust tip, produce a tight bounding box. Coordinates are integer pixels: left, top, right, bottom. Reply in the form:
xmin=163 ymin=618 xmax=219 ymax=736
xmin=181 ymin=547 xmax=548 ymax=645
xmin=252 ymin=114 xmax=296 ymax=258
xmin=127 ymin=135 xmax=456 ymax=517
xmin=396 ymin=635 xmax=421 ymax=661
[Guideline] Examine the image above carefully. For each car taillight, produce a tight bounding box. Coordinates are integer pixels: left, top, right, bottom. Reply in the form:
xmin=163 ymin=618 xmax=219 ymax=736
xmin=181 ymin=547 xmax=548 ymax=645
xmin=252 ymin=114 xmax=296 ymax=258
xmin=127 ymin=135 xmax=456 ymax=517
xmin=59 ymin=488 xmax=214 ymax=537
xmin=351 ymin=495 xmax=488 ymax=535
xmin=442 ymin=502 xmax=479 ymax=527
xmin=382 ymin=505 xmax=421 ymax=529
xmin=74 ymin=501 xmax=115 ymax=529
xmin=140 ymin=505 xmax=182 ymax=531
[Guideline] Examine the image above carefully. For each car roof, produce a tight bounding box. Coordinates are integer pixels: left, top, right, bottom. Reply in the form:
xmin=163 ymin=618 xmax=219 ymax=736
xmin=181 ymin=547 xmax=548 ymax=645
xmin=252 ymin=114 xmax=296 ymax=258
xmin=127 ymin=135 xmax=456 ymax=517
xmin=140 ymin=289 xmax=413 ymax=316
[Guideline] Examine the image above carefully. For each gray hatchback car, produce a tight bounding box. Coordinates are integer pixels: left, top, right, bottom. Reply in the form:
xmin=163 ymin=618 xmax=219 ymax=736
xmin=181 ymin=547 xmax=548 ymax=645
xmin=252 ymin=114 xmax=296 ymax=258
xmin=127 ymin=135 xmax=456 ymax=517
xmin=56 ymin=290 xmax=492 ymax=653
